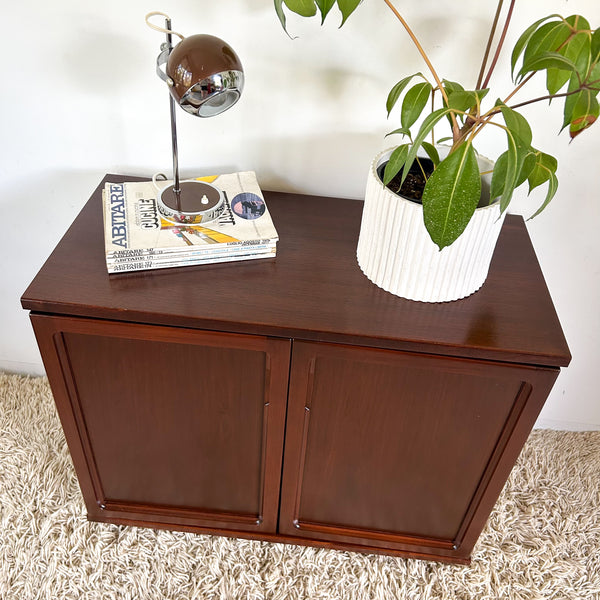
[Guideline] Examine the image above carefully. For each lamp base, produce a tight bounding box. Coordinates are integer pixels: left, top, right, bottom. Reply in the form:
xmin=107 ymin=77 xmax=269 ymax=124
xmin=157 ymin=180 xmax=225 ymax=225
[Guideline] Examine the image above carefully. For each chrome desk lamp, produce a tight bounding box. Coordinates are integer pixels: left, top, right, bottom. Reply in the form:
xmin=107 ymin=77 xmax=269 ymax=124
xmin=146 ymin=12 xmax=244 ymax=224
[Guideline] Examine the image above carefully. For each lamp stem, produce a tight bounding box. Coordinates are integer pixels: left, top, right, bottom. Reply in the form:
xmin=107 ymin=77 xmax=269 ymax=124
xmin=169 ymin=94 xmax=182 ymax=209
xmin=165 ymin=17 xmax=182 ymax=211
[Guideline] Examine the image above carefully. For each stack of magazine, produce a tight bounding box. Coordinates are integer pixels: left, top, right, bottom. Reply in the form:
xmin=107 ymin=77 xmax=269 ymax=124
xmin=102 ymin=171 xmax=278 ymax=274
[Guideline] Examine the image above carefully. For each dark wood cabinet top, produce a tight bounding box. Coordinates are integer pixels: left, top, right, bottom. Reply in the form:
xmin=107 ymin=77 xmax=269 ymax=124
xmin=22 ymin=175 xmax=570 ymax=367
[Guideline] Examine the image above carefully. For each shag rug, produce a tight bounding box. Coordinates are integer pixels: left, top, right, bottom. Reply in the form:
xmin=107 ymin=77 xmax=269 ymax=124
xmin=0 ymin=373 xmax=599 ymax=600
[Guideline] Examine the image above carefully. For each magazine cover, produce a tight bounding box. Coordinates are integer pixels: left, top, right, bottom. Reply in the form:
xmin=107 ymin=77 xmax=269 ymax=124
xmin=102 ymin=172 xmax=279 ymax=262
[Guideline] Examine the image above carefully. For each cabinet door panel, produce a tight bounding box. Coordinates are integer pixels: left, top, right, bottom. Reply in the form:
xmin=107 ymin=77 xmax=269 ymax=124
xmin=279 ymin=341 xmax=558 ymax=558
xmin=31 ymin=314 xmax=290 ymax=533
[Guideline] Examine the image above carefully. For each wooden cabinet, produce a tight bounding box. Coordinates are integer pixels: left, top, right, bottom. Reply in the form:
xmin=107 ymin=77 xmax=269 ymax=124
xmin=22 ymin=175 xmax=571 ymax=563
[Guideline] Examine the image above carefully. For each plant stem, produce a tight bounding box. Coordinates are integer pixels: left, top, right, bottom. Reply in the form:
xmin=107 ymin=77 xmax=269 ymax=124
xmin=431 ymin=90 xmax=436 ymax=145
xmin=415 ymin=156 xmax=429 ymax=182
xmin=481 ymin=0 xmax=516 ymax=89
xmin=457 ymin=0 xmax=514 ymax=144
xmin=508 ymin=84 xmax=600 ymax=111
xmin=476 ymin=0 xmax=504 ymax=89
xmin=503 ymin=72 xmax=536 ymax=104
xmin=471 ymin=82 xmax=596 ymax=141
xmin=382 ymin=0 xmax=461 ymax=141
xmin=381 ymin=0 xmax=444 ymax=98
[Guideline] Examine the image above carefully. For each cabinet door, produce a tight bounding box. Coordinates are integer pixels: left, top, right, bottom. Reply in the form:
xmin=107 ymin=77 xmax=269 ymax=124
xmin=279 ymin=341 xmax=558 ymax=561
xmin=31 ymin=314 xmax=290 ymax=534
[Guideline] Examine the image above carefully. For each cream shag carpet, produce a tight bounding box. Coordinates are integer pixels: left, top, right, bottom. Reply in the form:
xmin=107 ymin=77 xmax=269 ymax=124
xmin=1 ymin=373 xmax=599 ymax=600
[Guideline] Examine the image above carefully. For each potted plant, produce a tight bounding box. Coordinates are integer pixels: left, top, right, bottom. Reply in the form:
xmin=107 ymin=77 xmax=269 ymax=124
xmin=275 ymin=0 xmax=599 ymax=301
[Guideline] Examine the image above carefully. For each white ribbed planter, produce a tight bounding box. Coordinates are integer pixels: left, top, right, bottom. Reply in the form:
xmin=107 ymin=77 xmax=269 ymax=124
xmin=357 ymin=147 xmax=506 ymax=302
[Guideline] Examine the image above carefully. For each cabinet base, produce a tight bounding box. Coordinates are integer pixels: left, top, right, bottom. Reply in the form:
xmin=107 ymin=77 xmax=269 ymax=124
xmin=88 ymin=514 xmax=472 ymax=565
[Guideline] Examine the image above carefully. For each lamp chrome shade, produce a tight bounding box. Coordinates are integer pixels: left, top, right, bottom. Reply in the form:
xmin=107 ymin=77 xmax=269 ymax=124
xmin=166 ymin=34 xmax=244 ymax=117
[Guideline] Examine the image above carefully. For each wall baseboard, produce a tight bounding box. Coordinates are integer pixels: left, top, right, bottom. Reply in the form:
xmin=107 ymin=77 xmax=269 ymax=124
xmin=535 ymin=417 xmax=600 ymax=432
xmin=0 ymin=360 xmax=45 ymax=377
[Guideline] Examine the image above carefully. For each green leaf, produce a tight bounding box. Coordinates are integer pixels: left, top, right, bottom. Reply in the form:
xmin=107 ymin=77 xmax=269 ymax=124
xmin=422 ymin=142 xmax=481 ymax=250
xmin=446 ymin=91 xmax=472 ymax=112
xmin=436 ymin=136 xmax=453 ymax=144
xmin=529 ymin=170 xmax=559 ymax=219
xmin=337 ymin=0 xmax=361 ymax=26
xmin=517 ymin=151 xmax=537 ymax=187
xmin=562 ymin=80 xmax=580 ymax=130
xmin=500 ymin=147 xmax=525 ymax=215
xmin=473 ymin=88 xmax=490 ymax=104
xmin=570 ymin=31 xmax=592 ymax=75
xmin=386 ymin=73 xmax=424 ymax=116
xmin=500 ymin=105 xmax=533 ymax=145
xmin=491 ymin=106 xmax=533 ymax=212
xmin=446 ymin=89 xmax=489 ymax=112
xmin=383 ymin=144 xmax=409 ymax=186
xmin=559 ymin=31 xmax=592 ymax=93
xmin=588 ymin=62 xmax=600 ymax=91
xmin=492 ymin=148 xmax=543 ymax=198
xmin=401 ymin=82 xmax=432 ymax=130
xmin=569 ymin=90 xmax=599 ymax=139
xmin=490 ymin=151 xmax=509 ymax=201
xmin=385 ymin=127 xmax=412 ymax=138
xmin=420 ymin=142 xmax=440 ymax=167
xmin=523 ymin=21 xmax=571 ymax=64
xmin=592 ymin=29 xmax=600 ymax=63
xmin=547 ymin=31 xmax=591 ymax=95
xmin=440 ymin=81 xmax=468 ymax=127
xmin=511 ymin=15 xmax=561 ymax=79
xmin=546 ymin=68 xmax=572 ymax=96
xmin=442 ymin=80 xmax=465 ymax=96
xmin=527 ymin=152 xmax=559 ymax=219
xmin=315 ymin=0 xmax=336 ymax=23
xmin=401 ymin=108 xmax=454 ymax=187
xmin=528 ymin=152 xmax=558 ymax=193
xmin=283 ymin=0 xmax=317 ymax=17
xmin=561 ymin=72 xmax=594 ymax=131
xmin=566 ymin=14 xmax=591 ymax=32
xmin=519 ymin=51 xmax=579 ymax=80
xmin=274 ymin=0 xmax=290 ymax=33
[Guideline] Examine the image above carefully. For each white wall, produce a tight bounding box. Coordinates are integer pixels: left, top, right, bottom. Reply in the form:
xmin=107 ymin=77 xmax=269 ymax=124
xmin=2 ymin=0 xmax=599 ymax=429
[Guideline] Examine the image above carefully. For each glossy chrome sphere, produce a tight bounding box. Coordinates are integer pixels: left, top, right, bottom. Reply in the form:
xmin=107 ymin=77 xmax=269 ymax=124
xmin=166 ymin=34 xmax=244 ymax=117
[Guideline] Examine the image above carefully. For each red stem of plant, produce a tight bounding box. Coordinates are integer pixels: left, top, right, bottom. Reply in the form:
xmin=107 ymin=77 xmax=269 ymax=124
xmin=482 ymin=0 xmax=516 ymax=89
xmin=508 ymin=84 xmax=600 ymax=111
xmin=475 ymin=83 xmax=595 ymax=133
xmin=476 ymin=0 xmax=504 ymax=90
